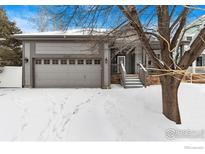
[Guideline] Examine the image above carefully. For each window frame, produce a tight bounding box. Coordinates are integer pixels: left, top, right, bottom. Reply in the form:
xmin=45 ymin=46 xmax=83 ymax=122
xmin=35 ymin=59 xmax=42 ymax=64
xmin=186 ymin=36 xmax=192 ymax=41
xmin=60 ymin=59 xmax=67 ymax=65
xmin=86 ymin=59 xmax=92 ymax=65
xmin=77 ymin=59 xmax=84 ymax=65
xmin=69 ymin=59 xmax=76 ymax=65
xmin=52 ymin=59 xmax=59 ymax=65
xmin=94 ymin=59 xmax=100 ymax=65
xmin=196 ymin=57 xmax=203 ymax=66
xmin=44 ymin=59 xmax=50 ymax=65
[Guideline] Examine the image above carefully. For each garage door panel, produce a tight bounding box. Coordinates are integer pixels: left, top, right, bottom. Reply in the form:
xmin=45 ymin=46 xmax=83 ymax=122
xmin=35 ymin=59 xmax=101 ymax=88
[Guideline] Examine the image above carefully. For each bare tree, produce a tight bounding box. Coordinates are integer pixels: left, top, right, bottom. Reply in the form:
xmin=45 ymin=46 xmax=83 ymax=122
xmin=47 ymin=5 xmax=205 ymax=124
xmin=31 ymin=6 xmax=50 ymax=32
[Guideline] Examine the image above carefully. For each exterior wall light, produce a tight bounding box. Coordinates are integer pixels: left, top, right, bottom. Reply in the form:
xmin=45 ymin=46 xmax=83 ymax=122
xmin=105 ymin=57 xmax=108 ymax=64
xmin=24 ymin=58 xmax=29 ymax=63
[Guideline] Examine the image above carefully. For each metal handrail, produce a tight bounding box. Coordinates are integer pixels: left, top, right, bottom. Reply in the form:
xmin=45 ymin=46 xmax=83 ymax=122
xmin=137 ymin=63 xmax=148 ymax=87
xmin=120 ymin=61 xmax=126 ymax=87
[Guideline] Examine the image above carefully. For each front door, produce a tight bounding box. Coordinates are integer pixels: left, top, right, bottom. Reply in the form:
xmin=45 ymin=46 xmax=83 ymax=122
xmin=117 ymin=56 xmax=126 ymax=73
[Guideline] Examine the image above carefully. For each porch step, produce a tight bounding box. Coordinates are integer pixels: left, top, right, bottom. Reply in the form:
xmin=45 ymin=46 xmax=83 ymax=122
xmin=123 ymin=74 xmax=144 ymax=88
xmin=125 ymin=81 xmax=142 ymax=85
xmin=126 ymin=74 xmax=138 ymax=77
xmin=125 ymin=84 xmax=144 ymax=88
xmin=125 ymin=76 xmax=139 ymax=79
xmin=125 ymin=78 xmax=141 ymax=82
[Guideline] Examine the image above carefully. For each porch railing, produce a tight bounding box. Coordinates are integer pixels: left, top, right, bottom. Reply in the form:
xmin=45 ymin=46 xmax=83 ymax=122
xmin=137 ymin=63 xmax=148 ymax=87
xmin=187 ymin=66 xmax=205 ymax=74
xmin=119 ymin=61 xmax=126 ymax=87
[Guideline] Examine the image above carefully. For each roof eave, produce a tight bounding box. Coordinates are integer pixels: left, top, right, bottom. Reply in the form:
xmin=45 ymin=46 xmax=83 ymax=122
xmin=13 ymin=34 xmax=110 ymax=41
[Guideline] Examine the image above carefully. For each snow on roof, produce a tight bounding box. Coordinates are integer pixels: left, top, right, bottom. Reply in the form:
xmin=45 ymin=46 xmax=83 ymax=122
xmin=14 ymin=29 xmax=109 ymax=37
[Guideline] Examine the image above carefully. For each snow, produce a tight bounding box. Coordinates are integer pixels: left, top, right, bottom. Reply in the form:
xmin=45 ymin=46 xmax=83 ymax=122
xmin=0 ymin=83 xmax=205 ymax=141
xmin=14 ymin=29 xmax=109 ymax=37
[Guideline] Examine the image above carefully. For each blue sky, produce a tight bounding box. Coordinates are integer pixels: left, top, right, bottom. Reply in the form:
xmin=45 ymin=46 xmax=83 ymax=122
xmin=4 ymin=5 xmax=39 ymax=32
xmin=3 ymin=5 xmax=205 ymax=33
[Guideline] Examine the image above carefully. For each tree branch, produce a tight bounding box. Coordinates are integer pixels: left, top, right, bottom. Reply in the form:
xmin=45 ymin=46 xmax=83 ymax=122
xmin=170 ymin=7 xmax=189 ymax=50
xmin=170 ymin=7 xmax=189 ymax=31
xmin=178 ymin=26 xmax=205 ymax=69
xmin=117 ymin=5 xmax=164 ymax=69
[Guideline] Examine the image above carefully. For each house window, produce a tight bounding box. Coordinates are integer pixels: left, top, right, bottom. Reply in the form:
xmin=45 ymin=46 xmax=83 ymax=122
xmin=44 ymin=59 xmax=50 ymax=64
xmin=196 ymin=57 xmax=203 ymax=66
xmin=69 ymin=59 xmax=75 ymax=65
xmin=77 ymin=60 xmax=84 ymax=65
xmin=86 ymin=59 xmax=92 ymax=65
xmin=94 ymin=59 xmax=100 ymax=64
xmin=148 ymin=60 xmax=152 ymax=65
xmin=156 ymin=54 xmax=160 ymax=59
xmin=61 ymin=59 xmax=67 ymax=64
xmin=186 ymin=36 xmax=192 ymax=41
xmin=35 ymin=59 xmax=41 ymax=64
xmin=52 ymin=59 xmax=59 ymax=64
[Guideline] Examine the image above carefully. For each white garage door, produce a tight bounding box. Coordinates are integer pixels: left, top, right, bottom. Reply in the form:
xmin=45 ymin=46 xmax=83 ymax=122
xmin=34 ymin=59 xmax=101 ymax=88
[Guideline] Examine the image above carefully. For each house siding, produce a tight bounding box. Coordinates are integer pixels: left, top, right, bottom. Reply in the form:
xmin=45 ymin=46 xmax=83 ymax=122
xmin=35 ymin=42 xmax=99 ymax=55
xmin=24 ymin=42 xmax=31 ymax=87
xmin=22 ymin=40 xmax=110 ymax=88
xmin=102 ymin=43 xmax=110 ymax=88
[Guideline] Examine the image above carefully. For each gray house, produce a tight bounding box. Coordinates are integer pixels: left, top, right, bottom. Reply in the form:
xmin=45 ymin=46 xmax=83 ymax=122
xmin=15 ymin=18 xmax=205 ymax=89
xmin=14 ymin=30 xmax=111 ymax=88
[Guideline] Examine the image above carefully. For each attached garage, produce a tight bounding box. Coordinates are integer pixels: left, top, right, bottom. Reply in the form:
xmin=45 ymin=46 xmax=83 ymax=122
xmin=14 ymin=30 xmax=111 ymax=88
xmin=34 ymin=59 xmax=102 ymax=88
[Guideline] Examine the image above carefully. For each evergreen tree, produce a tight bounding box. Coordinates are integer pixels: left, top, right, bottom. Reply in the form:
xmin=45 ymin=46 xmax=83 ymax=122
xmin=0 ymin=8 xmax=22 ymax=66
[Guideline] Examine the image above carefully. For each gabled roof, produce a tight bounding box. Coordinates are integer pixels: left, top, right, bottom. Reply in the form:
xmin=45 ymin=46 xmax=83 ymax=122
xmin=185 ymin=15 xmax=205 ymax=36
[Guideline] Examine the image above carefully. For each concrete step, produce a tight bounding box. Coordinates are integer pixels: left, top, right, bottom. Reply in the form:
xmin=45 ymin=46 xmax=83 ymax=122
xmin=125 ymin=78 xmax=140 ymax=82
xmin=125 ymin=81 xmax=143 ymax=85
xmin=125 ymin=76 xmax=139 ymax=79
xmin=126 ymin=74 xmax=138 ymax=76
xmin=125 ymin=84 xmax=144 ymax=88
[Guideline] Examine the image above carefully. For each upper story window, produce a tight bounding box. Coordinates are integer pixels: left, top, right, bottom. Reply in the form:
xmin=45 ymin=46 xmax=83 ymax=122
xmin=196 ymin=57 xmax=203 ymax=66
xmin=186 ymin=36 xmax=192 ymax=41
xmin=156 ymin=54 xmax=160 ymax=59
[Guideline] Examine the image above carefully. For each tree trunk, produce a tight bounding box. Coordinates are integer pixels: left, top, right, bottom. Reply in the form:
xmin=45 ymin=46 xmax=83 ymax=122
xmin=160 ymin=75 xmax=182 ymax=124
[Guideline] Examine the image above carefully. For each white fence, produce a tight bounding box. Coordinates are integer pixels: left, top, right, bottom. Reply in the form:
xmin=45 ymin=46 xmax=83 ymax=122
xmin=0 ymin=66 xmax=22 ymax=88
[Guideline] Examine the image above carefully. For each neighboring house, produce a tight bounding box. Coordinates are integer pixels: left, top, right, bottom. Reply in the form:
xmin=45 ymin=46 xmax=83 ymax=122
xmin=184 ymin=15 xmax=205 ymax=71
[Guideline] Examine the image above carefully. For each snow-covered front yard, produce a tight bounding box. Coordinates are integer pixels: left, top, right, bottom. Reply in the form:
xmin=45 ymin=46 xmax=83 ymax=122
xmin=0 ymin=84 xmax=205 ymax=141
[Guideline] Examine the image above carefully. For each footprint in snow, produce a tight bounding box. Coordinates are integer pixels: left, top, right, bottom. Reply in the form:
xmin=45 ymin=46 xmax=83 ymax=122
xmin=73 ymin=108 xmax=79 ymax=114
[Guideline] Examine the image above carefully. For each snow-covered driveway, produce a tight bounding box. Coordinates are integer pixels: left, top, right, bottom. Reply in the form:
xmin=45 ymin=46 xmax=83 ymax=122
xmin=0 ymin=84 xmax=205 ymax=141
